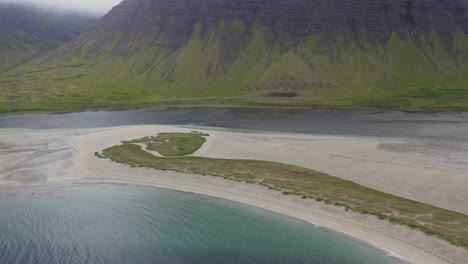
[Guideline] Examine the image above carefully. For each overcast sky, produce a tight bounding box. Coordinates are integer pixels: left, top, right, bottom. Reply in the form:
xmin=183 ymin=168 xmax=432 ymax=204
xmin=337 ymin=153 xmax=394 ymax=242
xmin=0 ymin=0 xmax=123 ymax=14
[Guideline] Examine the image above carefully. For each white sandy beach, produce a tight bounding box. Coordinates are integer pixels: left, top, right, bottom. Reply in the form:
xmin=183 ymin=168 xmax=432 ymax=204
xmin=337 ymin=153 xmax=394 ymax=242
xmin=1 ymin=125 xmax=467 ymax=264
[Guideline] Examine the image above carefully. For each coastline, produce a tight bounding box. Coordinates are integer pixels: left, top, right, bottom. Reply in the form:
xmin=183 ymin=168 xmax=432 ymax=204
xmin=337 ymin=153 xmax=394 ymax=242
xmin=1 ymin=104 xmax=467 ymax=117
xmin=86 ymin=177 xmax=411 ymax=262
xmin=1 ymin=125 xmax=467 ymax=264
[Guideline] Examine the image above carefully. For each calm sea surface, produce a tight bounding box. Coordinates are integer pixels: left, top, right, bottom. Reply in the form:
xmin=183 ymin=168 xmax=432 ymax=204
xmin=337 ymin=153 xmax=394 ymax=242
xmin=0 ymin=184 xmax=404 ymax=264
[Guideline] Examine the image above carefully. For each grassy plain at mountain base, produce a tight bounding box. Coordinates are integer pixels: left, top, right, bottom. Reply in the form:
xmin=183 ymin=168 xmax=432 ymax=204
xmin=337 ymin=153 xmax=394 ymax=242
xmin=1 ymin=25 xmax=468 ymax=113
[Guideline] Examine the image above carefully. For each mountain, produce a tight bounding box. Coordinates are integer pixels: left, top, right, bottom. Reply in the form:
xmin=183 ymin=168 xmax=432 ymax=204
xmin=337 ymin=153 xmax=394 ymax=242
xmin=0 ymin=3 xmax=97 ymax=72
xmin=1 ymin=0 xmax=468 ymax=112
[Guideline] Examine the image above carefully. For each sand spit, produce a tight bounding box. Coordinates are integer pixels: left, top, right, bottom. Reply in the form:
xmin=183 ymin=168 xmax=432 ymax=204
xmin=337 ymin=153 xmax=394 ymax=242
xmin=1 ymin=125 xmax=467 ymax=264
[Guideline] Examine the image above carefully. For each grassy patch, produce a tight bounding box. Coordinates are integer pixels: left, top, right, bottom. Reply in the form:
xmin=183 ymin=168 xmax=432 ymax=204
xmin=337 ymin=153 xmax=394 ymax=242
xmin=94 ymin=151 xmax=106 ymax=159
xmin=356 ymin=98 xmax=413 ymax=108
xmin=123 ymin=132 xmax=208 ymax=157
xmin=100 ymin=139 xmax=468 ymax=249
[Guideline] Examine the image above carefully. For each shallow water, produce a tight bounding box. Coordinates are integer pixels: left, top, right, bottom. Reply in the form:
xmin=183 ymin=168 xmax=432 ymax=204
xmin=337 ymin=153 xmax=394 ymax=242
xmin=1 ymin=107 xmax=467 ymax=143
xmin=0 ymin=184 xmax=405 ymax=264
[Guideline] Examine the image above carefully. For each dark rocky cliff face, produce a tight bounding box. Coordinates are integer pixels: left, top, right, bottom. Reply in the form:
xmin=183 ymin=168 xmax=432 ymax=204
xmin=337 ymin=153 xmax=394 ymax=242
xmin=3 ymin=0 xmax=468 ymax=111
xmin=92 ymin=0 xmax=468 ymax=50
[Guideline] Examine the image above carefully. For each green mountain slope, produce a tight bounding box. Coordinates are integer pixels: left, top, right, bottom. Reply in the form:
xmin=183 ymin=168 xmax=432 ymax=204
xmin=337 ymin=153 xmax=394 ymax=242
xmin=1 ymin=0 xmax=468 ymax=112
xmin=0 ymin=3 xmax=97 ymax=73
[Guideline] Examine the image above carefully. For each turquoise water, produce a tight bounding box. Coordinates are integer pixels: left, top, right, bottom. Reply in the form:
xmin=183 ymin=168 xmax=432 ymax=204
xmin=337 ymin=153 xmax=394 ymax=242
xmin=0 ymin=184 xmax=404 ymax=264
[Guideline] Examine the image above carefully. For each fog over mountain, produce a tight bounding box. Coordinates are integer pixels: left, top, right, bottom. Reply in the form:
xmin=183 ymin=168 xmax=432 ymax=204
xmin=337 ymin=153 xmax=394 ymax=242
xmin=0 ymin=3 xmax=97 ymax=72
xmin=0 ymin=0 xmax=121 ymax=14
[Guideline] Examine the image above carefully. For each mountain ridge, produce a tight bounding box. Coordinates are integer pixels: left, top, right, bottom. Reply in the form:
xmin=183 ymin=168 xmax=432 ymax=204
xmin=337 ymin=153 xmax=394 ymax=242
xmin=1 ymin=0 xmax=468 ymax=112
xmin=0 ymin=3 xmax=97 ymax=72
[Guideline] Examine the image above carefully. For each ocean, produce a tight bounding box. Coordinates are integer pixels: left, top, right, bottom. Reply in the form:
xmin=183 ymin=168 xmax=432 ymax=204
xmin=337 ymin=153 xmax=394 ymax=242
xmin=0 ymin=183 xmax=404 ymax=264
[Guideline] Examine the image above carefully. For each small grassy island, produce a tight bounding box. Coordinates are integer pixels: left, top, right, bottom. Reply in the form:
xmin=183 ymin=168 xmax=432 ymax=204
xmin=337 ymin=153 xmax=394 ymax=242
xmin=122 ymin=132 xmax=209 ymax=157
xmin=97 ymin=132 xmax=468 ymax=249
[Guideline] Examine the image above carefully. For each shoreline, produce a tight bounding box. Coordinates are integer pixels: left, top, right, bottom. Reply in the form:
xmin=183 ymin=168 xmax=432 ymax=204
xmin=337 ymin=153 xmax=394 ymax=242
xmin=1 ymin=125 xmax=467 ymax=263
xmin=0 ymin=176 xmax=428 ymax=264
xmin=1 ymin=104 xmax=467 ymax=117
xmin=69 ymin=171 xmax=459 ymax=264
xmin=85 ymin=177 xmax=410 ymax=261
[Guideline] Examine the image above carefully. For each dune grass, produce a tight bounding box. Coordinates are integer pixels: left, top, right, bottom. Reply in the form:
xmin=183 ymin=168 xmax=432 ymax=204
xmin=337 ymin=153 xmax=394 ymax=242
xmin=99 ymin=133 xmax=468 ymax=249
xmin=123 ymin=132 xmax=208 ymax=157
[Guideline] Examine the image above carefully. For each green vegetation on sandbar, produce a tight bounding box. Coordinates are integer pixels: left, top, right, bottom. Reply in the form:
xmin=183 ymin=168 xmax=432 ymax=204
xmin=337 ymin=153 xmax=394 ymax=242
xmin=123 ymin=132 xmax=208 ymax=157
xmin=100 ymin=133 xmax=468 ymax=249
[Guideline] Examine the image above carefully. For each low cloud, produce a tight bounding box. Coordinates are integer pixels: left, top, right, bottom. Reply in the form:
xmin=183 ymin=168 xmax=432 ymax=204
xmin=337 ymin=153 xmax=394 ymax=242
xmin=0 ymin=0 xmax=123 ymax=14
